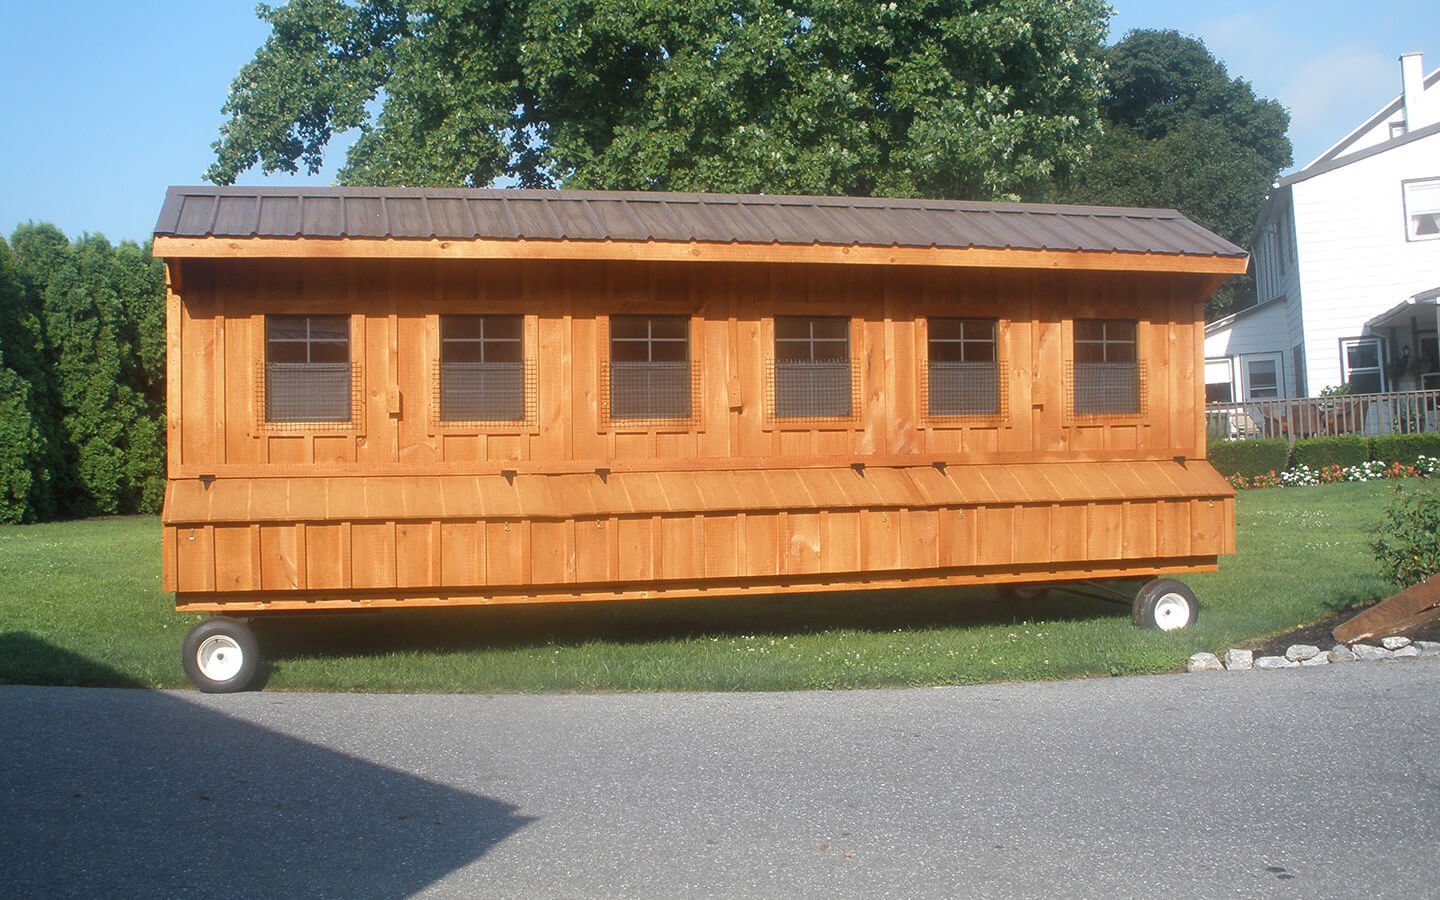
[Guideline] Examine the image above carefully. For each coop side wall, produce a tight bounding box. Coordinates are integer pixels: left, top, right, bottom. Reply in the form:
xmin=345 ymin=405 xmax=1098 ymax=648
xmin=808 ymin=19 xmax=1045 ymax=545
xmin=161 ymin=257 xmax=1233 ymax=609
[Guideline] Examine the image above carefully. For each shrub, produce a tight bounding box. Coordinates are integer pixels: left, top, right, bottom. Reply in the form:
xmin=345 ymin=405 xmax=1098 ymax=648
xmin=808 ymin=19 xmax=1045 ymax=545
xmin=1369 ymin=433 xmax=1440 ymax=468
xmin=1207 ymin=438 xmax=1289 ymax=480
xmin=1371 ymin=484 xmax=1440 ymax=585
xmin=1291 ymin=435 xmax=1369 ymax=470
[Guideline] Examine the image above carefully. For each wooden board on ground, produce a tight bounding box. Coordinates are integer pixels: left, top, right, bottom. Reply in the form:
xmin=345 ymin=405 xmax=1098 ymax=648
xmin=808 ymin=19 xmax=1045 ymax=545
xmin=1332 ymin=574 xmax=1440 ymax=644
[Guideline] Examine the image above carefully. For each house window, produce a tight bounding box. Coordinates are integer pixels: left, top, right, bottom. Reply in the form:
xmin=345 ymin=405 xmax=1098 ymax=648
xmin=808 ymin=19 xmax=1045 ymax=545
xmin=1204 ymin=358 xmax=1234 ymax=404
xmin=1243 ymin=355 xmax=1282 ymax=400
xmin=439 ymin=315 xmax=525 ymax=422
xmin=774 ymin=316 xmax=852 ymax=419
xmin=264 ymin=315 xmax=352 ymax=423
xmin=1403 ymin=178 xmax=1440 ymax=241
xmin=1341 ymin=338 xmax=1383 ymax=394
xmin=607 ymin=315 xmax=692 ymax=421
xmin=1072 ymin=319 xmax=1140 ymax=415
xmin=927 ymin=318 xmax=1000 ymax=417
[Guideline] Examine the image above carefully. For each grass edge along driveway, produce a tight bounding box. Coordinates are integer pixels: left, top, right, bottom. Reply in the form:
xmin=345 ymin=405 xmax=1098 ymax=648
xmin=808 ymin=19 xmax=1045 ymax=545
xmin=0 ymin=481 xmax=1401 ymax=692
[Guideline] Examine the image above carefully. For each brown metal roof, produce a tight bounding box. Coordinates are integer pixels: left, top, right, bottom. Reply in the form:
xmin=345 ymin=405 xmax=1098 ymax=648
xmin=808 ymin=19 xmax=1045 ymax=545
xmin=162 ymin=461 xmax=1234 ymax=525
xmin=155 ymin=186 xmax=1245 ymax=260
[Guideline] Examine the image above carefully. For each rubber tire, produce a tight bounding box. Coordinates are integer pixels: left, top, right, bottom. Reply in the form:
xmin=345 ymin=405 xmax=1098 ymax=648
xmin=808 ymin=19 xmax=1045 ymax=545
xmin=1132 ymin=578 xmax=1199 ymax=631
xmin=182 ymin=617 xmax=261 ymax=693
xmin=998 ymin=584 xmax=1051 ymax=603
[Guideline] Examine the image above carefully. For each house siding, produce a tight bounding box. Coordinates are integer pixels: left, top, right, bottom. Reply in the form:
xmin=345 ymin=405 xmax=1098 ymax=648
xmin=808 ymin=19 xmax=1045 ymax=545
xmin=1205 ymin=299 xmax=1292 ymax=399
xmin=1287 ymin=133 xmax=1440 ymax=391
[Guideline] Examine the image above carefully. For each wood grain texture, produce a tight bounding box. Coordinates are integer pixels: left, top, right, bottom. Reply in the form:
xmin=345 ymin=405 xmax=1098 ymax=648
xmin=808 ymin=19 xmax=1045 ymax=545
xmin=163 ymin=254 xmax=1235 ymax=609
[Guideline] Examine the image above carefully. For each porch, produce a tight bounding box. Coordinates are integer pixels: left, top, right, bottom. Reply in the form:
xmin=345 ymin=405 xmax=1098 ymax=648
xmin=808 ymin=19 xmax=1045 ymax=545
xmin=1206 ymin=387 xmax=1440 ymax=440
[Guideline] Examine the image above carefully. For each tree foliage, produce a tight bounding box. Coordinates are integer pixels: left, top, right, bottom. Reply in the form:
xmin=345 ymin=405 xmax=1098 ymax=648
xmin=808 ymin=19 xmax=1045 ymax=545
xmin=1056 ymin=29 xmax=1293 ymax=315
xmin=2 ymin=226 xmax=166 ymax=521
xmin=208 ymin=0 xmax=1111 ymax=200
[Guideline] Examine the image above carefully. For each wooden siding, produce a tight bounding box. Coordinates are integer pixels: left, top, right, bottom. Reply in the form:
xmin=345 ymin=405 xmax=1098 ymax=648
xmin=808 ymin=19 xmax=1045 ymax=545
xmin=166 ymin=258 xmax=1218 ymax=476
xmin=165 ymin=489 xmax=1234 ymax=611
xmin=163 ymin=255 xmax=1234 ymax=608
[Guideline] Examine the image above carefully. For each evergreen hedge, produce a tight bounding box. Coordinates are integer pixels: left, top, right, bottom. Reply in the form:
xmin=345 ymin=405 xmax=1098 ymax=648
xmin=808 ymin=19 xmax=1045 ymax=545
xmin=1290 ymin=435 xmax=1370 ymax=470
xmin=1368 ymin=433 xmax=1440 ymax=467
xmin=0 ymin=226 xmax=165 ymax=522
xmin=1207 ymin=438 xmax=1290 ymax=479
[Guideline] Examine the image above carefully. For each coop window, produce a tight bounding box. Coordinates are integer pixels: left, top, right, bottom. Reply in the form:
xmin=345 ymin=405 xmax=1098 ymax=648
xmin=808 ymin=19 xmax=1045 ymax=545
xmin=439 ymin=315 xmax=526 ymax=422
xmin=264 ymin=315 xmax=353 ymax=423
xmin=1072 ymin=319 xmax=1141 ymax=416
xmin=773 ymin=316 xmax=852 ymax=419
xmin=1403 ymin=178 xmax=1440 ymax=241
xmin=927 ymin=318 xmax=1001 ymax=417
xmin=607 ymin=316 xmax=692 ymax=421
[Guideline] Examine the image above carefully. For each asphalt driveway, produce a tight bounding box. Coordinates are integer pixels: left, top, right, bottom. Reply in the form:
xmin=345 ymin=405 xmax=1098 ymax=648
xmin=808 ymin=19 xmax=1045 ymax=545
xmin=3 ymin=659 xmax=1437 ymax=898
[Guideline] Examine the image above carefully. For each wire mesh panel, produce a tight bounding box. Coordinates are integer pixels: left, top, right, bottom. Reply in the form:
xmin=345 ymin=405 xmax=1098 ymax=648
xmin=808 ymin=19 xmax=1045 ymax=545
xmin=439 ymin=361 xmax=530 ymax=423
xmin=608 ymin=361 xmax=692 ymax=420
xmin=927 ymin=361 xmax=1002 ymax=417
xmin=261 ymin=362 xmax=359 ymax=426
xmin=772 ymin=359 xmax=854 ymax=419
xmin=1070 ymin=362 xmax=1146 ymax=417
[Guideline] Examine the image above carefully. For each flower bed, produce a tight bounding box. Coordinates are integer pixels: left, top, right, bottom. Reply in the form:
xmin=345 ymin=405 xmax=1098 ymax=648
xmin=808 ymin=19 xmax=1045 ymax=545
xmin=1225 ymin=456 xmax=1440 ymax=490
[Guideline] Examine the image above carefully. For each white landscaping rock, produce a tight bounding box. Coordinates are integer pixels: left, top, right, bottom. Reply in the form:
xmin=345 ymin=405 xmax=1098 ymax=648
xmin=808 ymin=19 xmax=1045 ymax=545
xmin=1255 ymin=656 xmax=1299 ymax=670
xmin=1392 ymin=646 xmax=1422 ymax=659
xmin=1187 ymin=652 xmax=1223 ymax=673
xmin=1223 ymin=649 xmax=1254 ymax=671
xmin=1285 ymin=644 xmax=1321 ymax=661
xmin=1328 ymin=645 xmax=1358 ymax=663
xmin=1351 ymin=644 xmax=1392 ymax=661
xmin=1299 ymin=654 xmax=1329 ymax=667
xmin=1417 ymin=641 xmax=1440 ymax=657
xmin=1381 ymin=636 xmax=1413 ymax=650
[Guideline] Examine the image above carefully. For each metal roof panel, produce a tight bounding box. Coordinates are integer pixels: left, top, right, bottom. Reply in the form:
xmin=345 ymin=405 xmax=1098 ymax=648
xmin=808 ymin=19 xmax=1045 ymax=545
xmin=154 ymin=186 xmax=1247 ymax=259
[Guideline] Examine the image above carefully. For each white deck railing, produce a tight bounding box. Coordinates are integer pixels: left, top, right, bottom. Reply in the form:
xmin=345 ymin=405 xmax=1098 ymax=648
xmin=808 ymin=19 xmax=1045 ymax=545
xmin=1205 ymin=388 xmax=1440 ymax=440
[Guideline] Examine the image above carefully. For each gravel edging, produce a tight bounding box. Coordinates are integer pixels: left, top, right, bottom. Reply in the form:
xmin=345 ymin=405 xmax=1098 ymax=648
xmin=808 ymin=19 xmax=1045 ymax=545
xmin=1188 ymin=638 xmax=1440 ymax=673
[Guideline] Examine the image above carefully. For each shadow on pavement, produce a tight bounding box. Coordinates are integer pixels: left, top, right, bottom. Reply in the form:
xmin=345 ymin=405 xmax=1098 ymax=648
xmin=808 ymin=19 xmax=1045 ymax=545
xmin=0 ymin=640 xmax=533 ymax=898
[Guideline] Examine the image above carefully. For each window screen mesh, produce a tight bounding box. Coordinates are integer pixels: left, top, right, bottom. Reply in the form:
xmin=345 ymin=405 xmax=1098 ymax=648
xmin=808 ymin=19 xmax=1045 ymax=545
xmin=608 ymin=361 xmax=692 ymax=420
xmin=1069 ymin=362 xmax=1146 ymax=417
xmin=768 ymin=359 xmax=856 ymax=420
xmin=927 ymin=361 xmax=1002 ymax=417
xmin=258 ymin=362 xmax=362 ymax=429
xmin=437 ymin=361 xmax=534 ymax=424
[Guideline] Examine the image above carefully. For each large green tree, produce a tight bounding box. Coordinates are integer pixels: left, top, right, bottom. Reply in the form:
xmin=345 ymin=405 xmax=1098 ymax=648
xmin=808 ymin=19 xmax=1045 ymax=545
xmin=1057 ymin=29 xmax=1292 ymax=315
xmin=208 ymin=0 xmax=1111 ymax=200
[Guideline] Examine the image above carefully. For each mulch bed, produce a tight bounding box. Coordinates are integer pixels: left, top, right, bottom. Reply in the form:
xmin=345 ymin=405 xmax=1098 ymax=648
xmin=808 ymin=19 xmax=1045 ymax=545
xmin=1247 ymin=604 xmax=1440 ymax=657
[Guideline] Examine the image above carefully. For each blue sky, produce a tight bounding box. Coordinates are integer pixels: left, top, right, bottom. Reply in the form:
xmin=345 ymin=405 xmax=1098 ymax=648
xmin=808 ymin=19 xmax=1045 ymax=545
xmin=1 ymin=1 xmax=1436 ymax=244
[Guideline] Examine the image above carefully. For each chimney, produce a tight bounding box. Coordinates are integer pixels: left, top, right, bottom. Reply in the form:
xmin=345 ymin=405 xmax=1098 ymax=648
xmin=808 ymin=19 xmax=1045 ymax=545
xmin=1400 ymin=52 xmax=1437 ymax=130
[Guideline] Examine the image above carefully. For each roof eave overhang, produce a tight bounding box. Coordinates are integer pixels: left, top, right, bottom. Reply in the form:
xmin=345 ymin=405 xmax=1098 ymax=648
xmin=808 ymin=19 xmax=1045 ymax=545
xmin=152 ymin=236 xmax=1249 ymax=276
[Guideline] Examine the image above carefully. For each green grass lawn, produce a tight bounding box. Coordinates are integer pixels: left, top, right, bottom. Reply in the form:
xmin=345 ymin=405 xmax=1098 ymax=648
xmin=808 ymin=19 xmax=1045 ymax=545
xmin=0 ymin=481 xmax=1407 ymax=692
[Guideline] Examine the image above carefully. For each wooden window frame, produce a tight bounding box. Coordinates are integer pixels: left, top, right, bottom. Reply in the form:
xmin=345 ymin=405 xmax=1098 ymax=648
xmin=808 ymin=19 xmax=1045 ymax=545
xmin=1065 ymin=318 xmax=1148 ymax=421
xmin=430 ymin=313 xmax=538 ymax=432
xmin=764 ymin=315 xmax=863 ymax=428
xmin=598 ymin=314 xmax=703 ymax=432
xmin=919 ymin=316 xmax=1007 ymax=425
xmin=255 ymin=313 xmax=364 ymax=433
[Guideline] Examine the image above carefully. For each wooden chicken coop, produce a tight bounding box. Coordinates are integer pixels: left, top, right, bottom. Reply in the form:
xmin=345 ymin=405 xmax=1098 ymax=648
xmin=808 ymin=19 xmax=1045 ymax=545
xmin=153 ymin=186 xmax=1246 ymax=690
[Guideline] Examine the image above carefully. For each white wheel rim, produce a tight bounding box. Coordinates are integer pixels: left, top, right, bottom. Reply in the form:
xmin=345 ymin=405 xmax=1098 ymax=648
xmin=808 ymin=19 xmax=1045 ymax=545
xmin=196 ymin=635 xmax=244 ymax=682
xmin=1153 ymin=593 xmax=1192 ymax=631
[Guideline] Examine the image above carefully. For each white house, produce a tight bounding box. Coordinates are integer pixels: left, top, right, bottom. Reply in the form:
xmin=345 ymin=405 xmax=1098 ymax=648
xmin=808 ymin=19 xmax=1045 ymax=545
xmin=1205 ymin=51 xmax=1440 ymax=403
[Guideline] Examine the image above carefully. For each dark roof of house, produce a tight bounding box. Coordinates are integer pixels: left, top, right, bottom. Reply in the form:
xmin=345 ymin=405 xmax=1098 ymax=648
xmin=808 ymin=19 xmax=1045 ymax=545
xmin=155 ymin=186 xmax=1245 ymax=259
xmin=1277 ymin=119 xmax=1440 ymax=188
